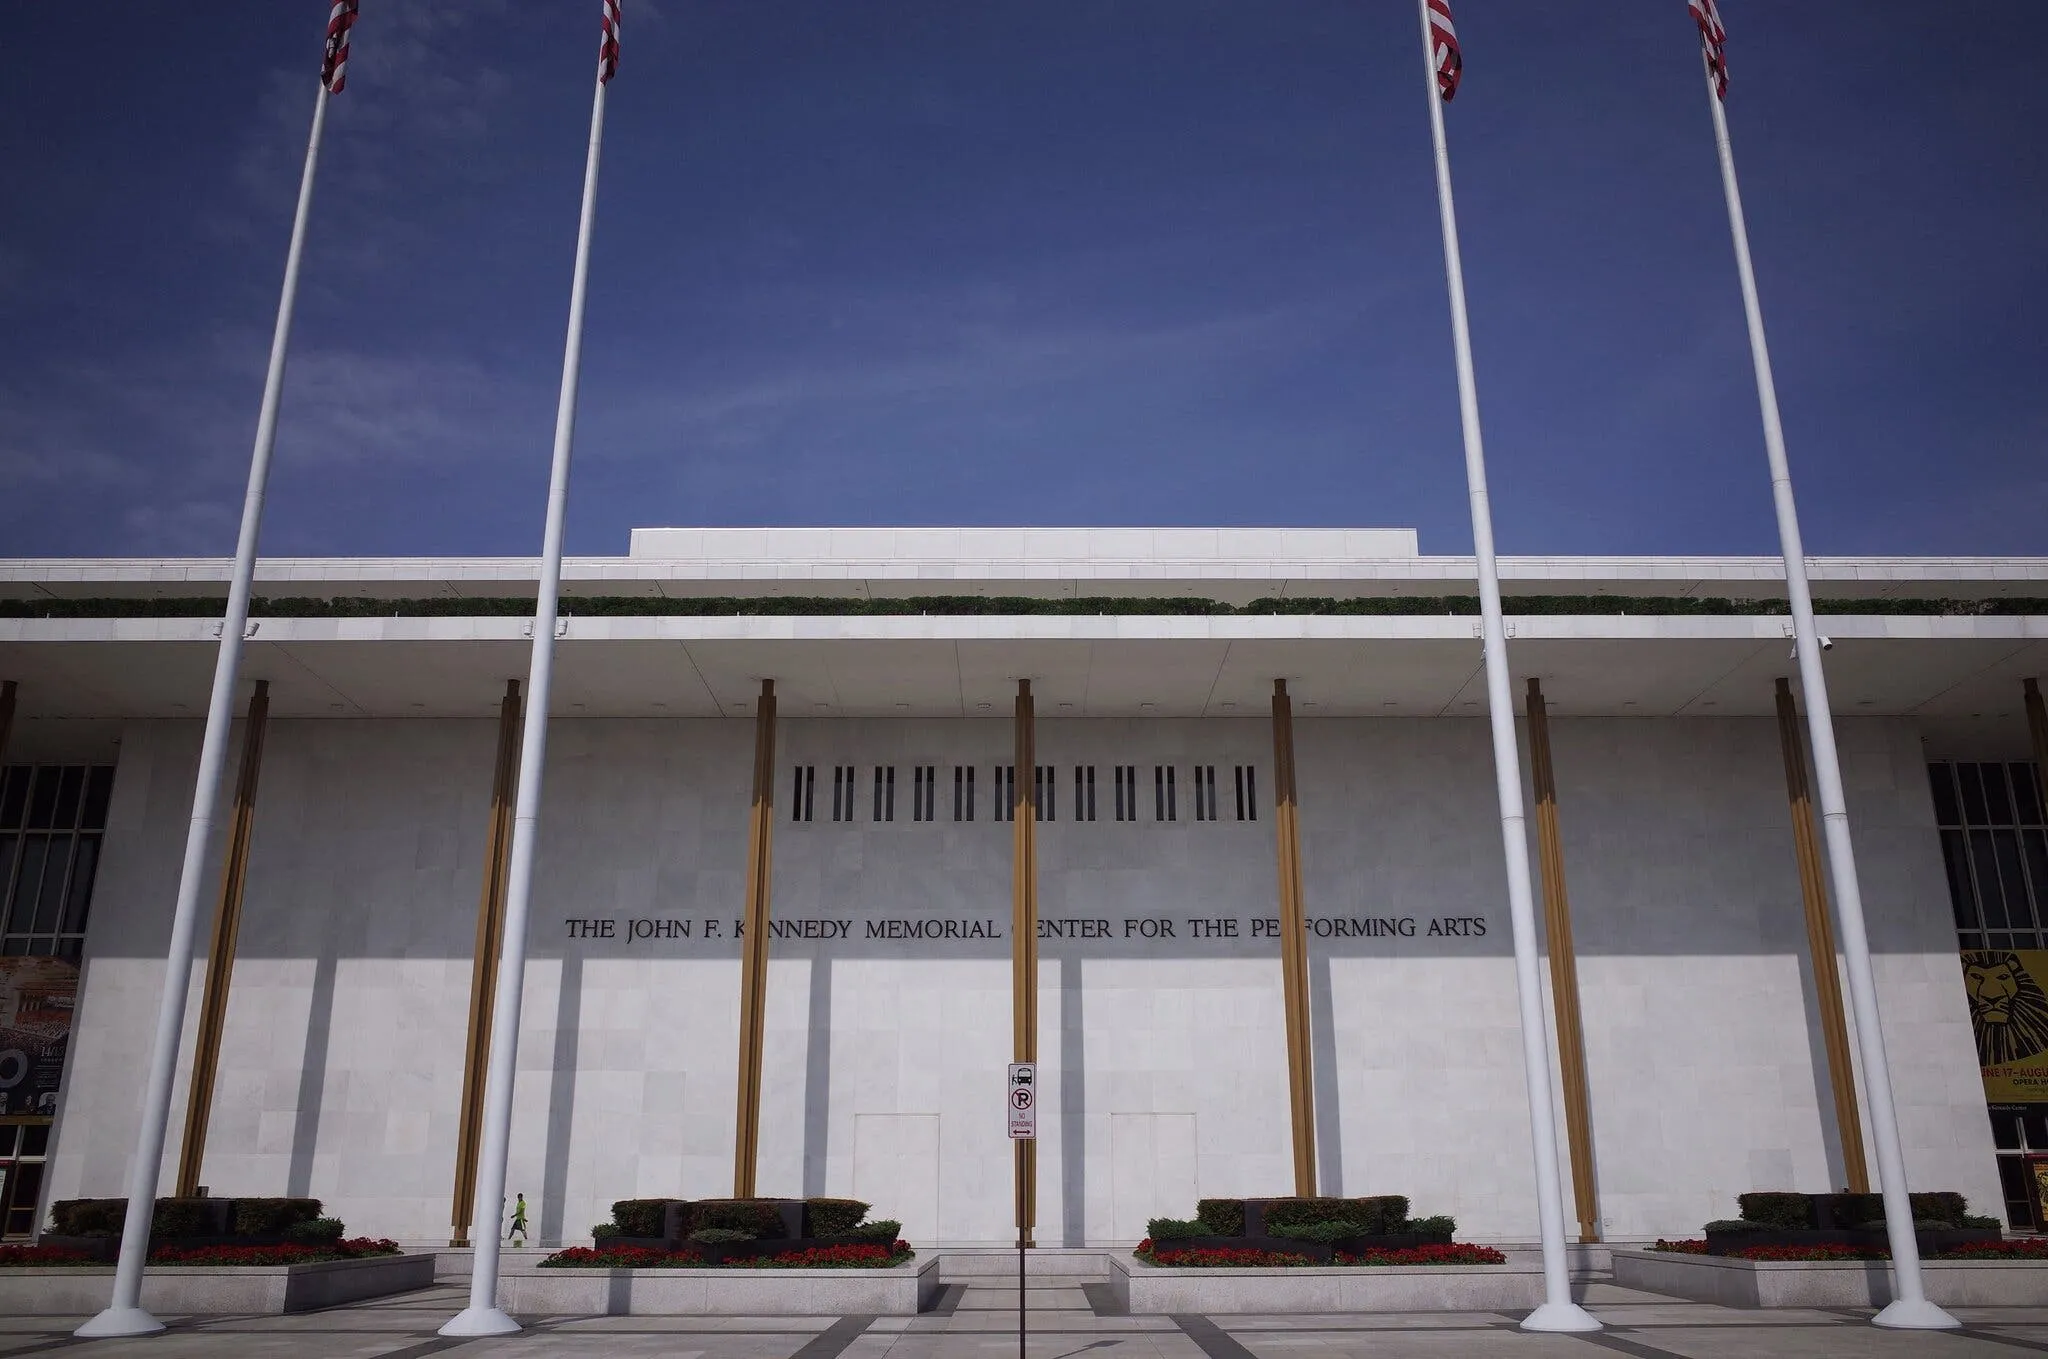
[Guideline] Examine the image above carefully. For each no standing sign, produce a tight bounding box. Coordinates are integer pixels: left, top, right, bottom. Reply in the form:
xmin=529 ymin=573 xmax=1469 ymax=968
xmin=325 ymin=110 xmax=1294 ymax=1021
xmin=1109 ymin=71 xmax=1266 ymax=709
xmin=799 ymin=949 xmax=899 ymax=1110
xmin=1007 ymin=1063 xmax=1036 ymax=1139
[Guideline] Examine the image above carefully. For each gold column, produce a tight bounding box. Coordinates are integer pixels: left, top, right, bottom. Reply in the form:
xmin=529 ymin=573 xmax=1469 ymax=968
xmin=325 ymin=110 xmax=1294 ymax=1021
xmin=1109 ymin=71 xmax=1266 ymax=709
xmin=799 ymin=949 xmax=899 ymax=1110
xmin=450 ymin=680 xmax=521 ymax=1245
xmin=1012 ymin=680 xmax=1040 ymax=1242
xmin=1524 ymin=679 xmax=1599 ymax=1242
xmin=2027 ymin=680 xmax=2048 ymax=803
xmin=1270 ymin=680 xmax=1316 ymax=1196
xmin=733 ymin=680 xmax=779 ymax=1198
xmin=174 ymin=680 xmax=271 ymax=1198
xmin=1775 ymin=677 xmax=1869 ymax=1193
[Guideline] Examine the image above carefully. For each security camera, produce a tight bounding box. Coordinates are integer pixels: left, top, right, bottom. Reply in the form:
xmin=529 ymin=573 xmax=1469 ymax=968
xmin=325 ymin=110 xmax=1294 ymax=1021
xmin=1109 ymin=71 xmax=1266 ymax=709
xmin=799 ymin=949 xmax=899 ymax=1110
xmin=1820 ymin=636 xmax=1834 ymax=652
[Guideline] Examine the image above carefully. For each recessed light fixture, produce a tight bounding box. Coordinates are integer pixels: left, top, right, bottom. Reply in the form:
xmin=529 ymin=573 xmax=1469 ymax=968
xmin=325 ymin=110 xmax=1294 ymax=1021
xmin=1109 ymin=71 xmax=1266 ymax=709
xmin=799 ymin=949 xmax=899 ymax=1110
xmin=976 ymin=702 xmax=992 ymax=711
xmin=813 ymin=702 xmax=831 ymax=710
xmin=1058 ymin=702 xmax=1074 ymax=710
xmin=652 ymin=701 xmax=667 ymax=709
xmin=1856 ymin=699 xmax=1873 ymax=707
xmin=895 ymin=702 xmax=910 ymax=710
xmin=1382 ymin=701 xmax=1397 ymax=708
xmin=1140 ymin=703 xmax=1156 ymax=712
xmin=1221 ymin=702 xmax=1236 ymax=711
xmin=572 ymin=703 xmax=587 ymax=711
xmin=411 ymin=702 xmax=426 ymax=709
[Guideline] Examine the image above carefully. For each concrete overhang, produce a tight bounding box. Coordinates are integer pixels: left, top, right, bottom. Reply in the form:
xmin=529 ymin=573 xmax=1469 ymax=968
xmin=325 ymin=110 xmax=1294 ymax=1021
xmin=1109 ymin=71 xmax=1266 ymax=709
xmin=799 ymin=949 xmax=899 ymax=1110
xmin=1 ymin=613 xmax=2043 ymax=722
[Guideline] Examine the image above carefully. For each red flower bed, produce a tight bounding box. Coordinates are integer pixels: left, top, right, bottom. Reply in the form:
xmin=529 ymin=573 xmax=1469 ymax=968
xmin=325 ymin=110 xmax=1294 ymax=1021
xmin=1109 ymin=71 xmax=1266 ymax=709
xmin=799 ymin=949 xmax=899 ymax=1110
xmin=1655 ymin=1238 xmax=2048 ymax=1263
xmin=1333 ymin=1243 xmax=1507 ymax=1266
xmin=1139 ymin=1243 xmax=1316 ymax=1268
xmin=1735 ymin=1242 xmax=1889 ymax=1262
xmin=727 ymin=1242 xmax=912 ymax=1269
xmin=1940 ymin=1239 xmax=2048 ymax=1260
xmin=0 ymin=1244 xmax=95 ymax=1267
xmin=149 ymin=1238 xmax=400 ymax=1267
xmin=540 ymin=1245 xmax=703 ymax=1269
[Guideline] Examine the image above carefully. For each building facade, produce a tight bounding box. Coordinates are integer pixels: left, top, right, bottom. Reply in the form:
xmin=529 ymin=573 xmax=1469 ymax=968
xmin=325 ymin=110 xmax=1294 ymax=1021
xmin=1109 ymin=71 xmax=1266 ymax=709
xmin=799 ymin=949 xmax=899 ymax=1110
xmin=1 ymin=528 xmax=2042 ymax=1245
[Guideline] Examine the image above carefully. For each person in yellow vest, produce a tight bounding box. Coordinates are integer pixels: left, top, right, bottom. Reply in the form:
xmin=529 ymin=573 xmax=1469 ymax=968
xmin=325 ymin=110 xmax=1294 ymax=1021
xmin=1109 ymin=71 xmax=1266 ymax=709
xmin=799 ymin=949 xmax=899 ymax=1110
xmin=507 ymin=1193 xmax=529 ymax=1248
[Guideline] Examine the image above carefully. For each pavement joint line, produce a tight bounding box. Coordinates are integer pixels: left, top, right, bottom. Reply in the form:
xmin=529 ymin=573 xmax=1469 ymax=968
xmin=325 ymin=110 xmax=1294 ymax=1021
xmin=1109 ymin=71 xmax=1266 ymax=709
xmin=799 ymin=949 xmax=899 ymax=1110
xmin=789 ymin=1313 xmax=877 ymax=1359
xmin=1947 ymin=1326 xmax=2048 ymax=1353
xmin=1170 ymin=1314 xmax=1259 ymax=1359
xmin=1565 ymin=1330 xmax=1693 ymax=1359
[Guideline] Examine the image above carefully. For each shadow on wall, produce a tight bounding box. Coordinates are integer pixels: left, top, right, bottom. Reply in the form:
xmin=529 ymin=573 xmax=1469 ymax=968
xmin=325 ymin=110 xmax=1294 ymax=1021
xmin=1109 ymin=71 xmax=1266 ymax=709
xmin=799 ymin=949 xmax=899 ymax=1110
xmin=1062 ymin=956 xmax=1085 ymax=1246
xmin=286 ymin=954 xmax=337 ymax=1198
xmin=803 ymin=956 xmax=831 ymax=1198
xmin=1310 ymin=951 xmax=1344 ymax=1195
xmin=539 ymin=955 xmax=582 ymax=1247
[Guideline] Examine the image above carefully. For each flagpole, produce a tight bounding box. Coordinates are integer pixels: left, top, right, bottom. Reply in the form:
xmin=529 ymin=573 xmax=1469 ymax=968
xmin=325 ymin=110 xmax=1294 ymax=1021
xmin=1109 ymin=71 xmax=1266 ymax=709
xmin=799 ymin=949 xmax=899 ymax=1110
xmin=73 ymin=81 xmax=334 ymax=1342
xmin=1699 ymin=60 xmax=1956 ymax=1333
xmin=1413 ymin=0 xmax=1597 ymax=1333
xmin=439 ymin=71 xmax=609 ymax=1343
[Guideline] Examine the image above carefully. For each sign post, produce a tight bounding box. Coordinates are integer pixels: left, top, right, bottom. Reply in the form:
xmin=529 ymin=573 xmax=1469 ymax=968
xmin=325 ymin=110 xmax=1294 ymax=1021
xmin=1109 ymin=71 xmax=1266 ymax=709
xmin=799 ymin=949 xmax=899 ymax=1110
xmin=1008 ymin=1062 xmax=1035 ymax=1359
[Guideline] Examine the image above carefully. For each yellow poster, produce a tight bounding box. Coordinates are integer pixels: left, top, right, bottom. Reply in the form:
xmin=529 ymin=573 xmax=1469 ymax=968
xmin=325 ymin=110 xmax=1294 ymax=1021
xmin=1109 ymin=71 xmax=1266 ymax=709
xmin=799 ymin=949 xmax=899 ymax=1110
xmin=1963 ymin=950 xmax=2048 ymax=1102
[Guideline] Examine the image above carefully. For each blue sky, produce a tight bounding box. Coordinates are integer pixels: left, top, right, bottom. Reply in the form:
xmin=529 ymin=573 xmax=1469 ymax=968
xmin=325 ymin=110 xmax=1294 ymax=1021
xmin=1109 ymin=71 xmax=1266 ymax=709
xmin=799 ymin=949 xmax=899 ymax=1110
xmin=2 ymin=2 xmax=2042 ymax=561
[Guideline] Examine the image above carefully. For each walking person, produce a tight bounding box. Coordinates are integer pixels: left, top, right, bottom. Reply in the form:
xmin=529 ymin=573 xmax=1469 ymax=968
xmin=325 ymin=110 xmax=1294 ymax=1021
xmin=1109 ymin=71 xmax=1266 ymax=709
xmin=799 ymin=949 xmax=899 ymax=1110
xmin=507 ymin=1193 xmax=529 ymax=1248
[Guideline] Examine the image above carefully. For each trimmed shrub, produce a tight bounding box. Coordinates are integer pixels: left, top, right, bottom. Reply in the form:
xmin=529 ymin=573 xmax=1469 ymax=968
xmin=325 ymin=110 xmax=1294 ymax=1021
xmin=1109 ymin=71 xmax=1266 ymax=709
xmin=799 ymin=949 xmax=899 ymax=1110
xmin=1262 ymin=1198 xmax=1360 ymax=1232
xmin=838 ymin=1220 xmax=902 ymax=1244
xmin=1196 ymin=1200 xmax=1245 ymax=1236
xmin=1349 ymin=1197 xmax=1409 ymax=1235
xmin=592 ymin=1223 xmax=620 ymax=1240
xmin=694 ymin=1199 xmax=788 ymax=1237
xmin=1269 ymin=1219 xmax=1368 ymax=1243
xmin=234 ymin=1198 xmax=322 ymax=1236
xmin=1814 ymin=1193 xmax=1884 ymax=1229
xmin=804 ymin=1198 xmax=869 ymax=1237
xmin=50 ymin=1199 xmax=126 ymax=1236
xmin=688 ymin=1228 xmax=756 ymax=1245
xmin=1146 ymin=1218 xmax=1208 ymax=1241
xmin=610 ymin=1199 xmax=674 ymax=1237
xmin=1705 ymin=1219 xmax=1764 ymax=1233
xmin=150 ymin=1199 xmax=217 ymax=1238
xmin=1403 ymin=1215 xmax=1456 ymax=1238
xmin=1962 ymin=1214 xmax=2004 ymax=1230
xmin=1736 ymin=1193 xmax=1811 ymax=1229
xmin=1910 ymin=1193 xmax=1968 ymax=1226
xmin=284 ymin=1218 xmax=345 ymax=1245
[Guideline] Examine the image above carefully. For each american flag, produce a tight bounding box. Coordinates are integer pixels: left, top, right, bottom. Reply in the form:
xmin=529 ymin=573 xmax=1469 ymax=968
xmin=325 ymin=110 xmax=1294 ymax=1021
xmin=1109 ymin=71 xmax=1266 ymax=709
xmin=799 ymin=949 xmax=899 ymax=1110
xmin=599 ymin=0 xmax=623 ymax=85
xmin=321 ymin=1 xmax=358 ymax=94
xmin=1689 ymin=0 xmax=1729 ymax=100
xmin=1426 ymin=0 xmax=1462 ymax=102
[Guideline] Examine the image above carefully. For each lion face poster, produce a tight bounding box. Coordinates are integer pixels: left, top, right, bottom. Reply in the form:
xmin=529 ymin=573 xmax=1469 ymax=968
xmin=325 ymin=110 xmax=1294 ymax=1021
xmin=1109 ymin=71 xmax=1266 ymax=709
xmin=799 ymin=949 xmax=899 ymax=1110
xmin=1964 ymin=950 xmax=2048 ymax=1101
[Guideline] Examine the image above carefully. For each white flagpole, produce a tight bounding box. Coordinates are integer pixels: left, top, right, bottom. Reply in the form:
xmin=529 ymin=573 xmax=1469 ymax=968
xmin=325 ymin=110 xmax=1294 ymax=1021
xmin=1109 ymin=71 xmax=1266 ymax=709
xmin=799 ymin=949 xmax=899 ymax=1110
xmin=1413 ymin=0 xmax=1598 ymax=1334
xmin=439 ymin=70 xmax=610 ymax=1342
xmin=74 ymin=81 xmax=334 ymax=1342
xmin=1699 ymin=58 xmax=1957 ymax=1332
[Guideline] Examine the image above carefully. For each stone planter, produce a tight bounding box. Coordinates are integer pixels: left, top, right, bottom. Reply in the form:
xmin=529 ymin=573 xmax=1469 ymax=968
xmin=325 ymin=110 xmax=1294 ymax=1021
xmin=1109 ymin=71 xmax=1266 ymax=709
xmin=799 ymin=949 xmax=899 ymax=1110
xmin=0 ymin=1252 xmax=433 ymax=1315
xmin=1109 ymin=1251 xmax=1537 ymax=1314
xmin=496 ymin=1252 xmax=939 ymax=1315
xmin=1613 ymin=1248 xmax=2048 ymax=1308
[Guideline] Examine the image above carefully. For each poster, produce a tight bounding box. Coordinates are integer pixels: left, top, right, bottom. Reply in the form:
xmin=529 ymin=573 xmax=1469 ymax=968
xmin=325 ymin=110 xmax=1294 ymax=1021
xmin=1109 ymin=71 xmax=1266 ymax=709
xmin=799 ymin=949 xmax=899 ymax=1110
xmin=1963 ymin=950 xmax=2048 ymax=1103
xmin=0 ymin=959 xmax=77 ymax=1118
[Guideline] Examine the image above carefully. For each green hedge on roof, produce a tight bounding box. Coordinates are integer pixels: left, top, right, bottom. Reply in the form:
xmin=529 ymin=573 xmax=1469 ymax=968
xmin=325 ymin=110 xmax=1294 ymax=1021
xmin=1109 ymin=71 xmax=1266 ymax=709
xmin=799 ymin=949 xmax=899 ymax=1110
xmin=1 ymin=594 xmax=2043 ymax=620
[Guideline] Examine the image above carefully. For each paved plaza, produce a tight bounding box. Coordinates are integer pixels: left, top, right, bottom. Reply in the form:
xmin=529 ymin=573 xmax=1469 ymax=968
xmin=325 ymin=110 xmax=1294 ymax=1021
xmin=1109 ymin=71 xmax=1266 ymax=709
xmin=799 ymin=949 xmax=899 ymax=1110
xmin=8 ymin=1277 xmax=2048 ymax=1358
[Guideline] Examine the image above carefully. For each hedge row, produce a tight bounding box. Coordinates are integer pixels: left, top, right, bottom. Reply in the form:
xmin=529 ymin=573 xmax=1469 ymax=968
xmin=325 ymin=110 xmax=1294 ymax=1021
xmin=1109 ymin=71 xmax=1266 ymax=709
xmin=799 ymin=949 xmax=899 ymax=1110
xmin=5 ymin=595 xmax=2044 ymax=621
xmin=1196 ymin=1195 xmax=1417 ymax=1237
xmin=607 ymin=1196 xmax=870 ymax=1240
xmin=1733 ymin=1191 xmax=1977 ymax=1230
xmin=50 ymin=1197 xmax=323 ymax=1238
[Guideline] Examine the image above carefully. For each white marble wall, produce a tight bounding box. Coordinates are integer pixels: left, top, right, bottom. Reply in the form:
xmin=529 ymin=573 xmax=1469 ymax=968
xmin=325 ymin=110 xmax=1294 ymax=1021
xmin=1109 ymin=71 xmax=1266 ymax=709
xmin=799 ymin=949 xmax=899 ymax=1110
xmin=42 ymin=713 xmax=2001 ymax=1245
